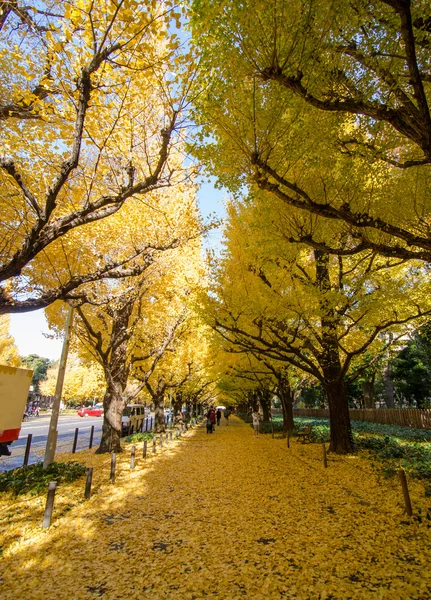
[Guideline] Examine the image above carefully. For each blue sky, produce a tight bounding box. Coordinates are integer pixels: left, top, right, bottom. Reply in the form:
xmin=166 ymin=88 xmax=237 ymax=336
xmin=10 ymin=179 xmax=227 ymax=360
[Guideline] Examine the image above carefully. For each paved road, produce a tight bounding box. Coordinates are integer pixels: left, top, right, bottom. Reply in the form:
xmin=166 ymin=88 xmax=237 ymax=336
xmin=0 ymin=414 xmax=103 ymax=472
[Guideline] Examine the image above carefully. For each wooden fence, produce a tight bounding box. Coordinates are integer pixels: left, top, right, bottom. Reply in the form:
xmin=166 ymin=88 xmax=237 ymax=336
xmin=292 ymin=408 xmax=431 ymax=430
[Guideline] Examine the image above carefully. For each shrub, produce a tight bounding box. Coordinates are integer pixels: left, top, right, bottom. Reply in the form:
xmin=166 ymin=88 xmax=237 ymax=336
xmin=124 ymin=432 xmax=154 ymax=443
xmin=0 ymin=462 xmax=87 ymax=496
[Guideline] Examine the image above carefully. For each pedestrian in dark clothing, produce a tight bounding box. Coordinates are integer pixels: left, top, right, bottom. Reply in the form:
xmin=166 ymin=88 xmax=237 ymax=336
xmin=206 ymin=408 xmax=216 ymax=433
xmin=216 ymin=409 xmax=222 ymax=426
xmin=206 ymin=416 xmax=213 ymax=434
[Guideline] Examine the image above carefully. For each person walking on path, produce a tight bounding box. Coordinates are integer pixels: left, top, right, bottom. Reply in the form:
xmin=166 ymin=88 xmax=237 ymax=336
xmin=252 ymin=409 xmax=262 ymax=438
xmin=206 ymin=407 xmax=216 ymax=433
xmin=210 ymin=408 xmax=216 ymax=432
xmin=216 ymin=408 xmax=222 ymax=426
xmin=224 ymin=408 xmax=231 ymax=425
xmin=206 ymin=414 xmax=213 ymax=434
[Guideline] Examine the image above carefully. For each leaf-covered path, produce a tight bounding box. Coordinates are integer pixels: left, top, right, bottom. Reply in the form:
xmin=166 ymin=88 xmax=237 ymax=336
xmin=2 ymin=417 xmax=431 ymax=599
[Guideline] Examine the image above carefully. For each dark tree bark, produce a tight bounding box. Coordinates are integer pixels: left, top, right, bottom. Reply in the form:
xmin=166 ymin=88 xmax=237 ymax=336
xmin=96 ymin=301 xmax=134 ymax=454
xmin=315 ymin=250 xmax=354 ymax=454
xmin=362 ymin=378 xmax=375 ymax=409
xmin=146 ymin=377 xmax=167 ymax=434
xmin=173 ymin=391 xmax=184 ymax=430
xmin=258 ymin=389 xmax=272 ymax=421
xmin=277 ymin=375 xmax=294 ymax=432
xmin=383 ymin=363 xmax=395 ymax=408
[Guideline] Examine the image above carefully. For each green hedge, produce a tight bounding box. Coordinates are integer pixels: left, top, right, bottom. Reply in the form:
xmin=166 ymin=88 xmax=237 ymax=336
xmin=124 ymin=432 xmax=154 ymax=443
xmin=0 ymin=462 xmax=87 ymax=496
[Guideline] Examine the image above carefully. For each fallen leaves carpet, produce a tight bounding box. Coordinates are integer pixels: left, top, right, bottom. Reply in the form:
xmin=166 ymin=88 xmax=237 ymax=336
xmin=1 ymin=417 xmax=431 ymax=599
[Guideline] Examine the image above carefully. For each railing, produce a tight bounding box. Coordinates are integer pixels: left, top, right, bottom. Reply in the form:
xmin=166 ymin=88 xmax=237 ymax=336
xmin=292 ymin=408 xmax=431 ymax=430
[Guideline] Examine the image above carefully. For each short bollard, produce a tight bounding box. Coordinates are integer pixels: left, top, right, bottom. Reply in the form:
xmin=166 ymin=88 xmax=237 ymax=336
xmin=42 ymin=481 xmax=57 ymax=529
xmin=23 ymin=433 xmax=32 ymax=467
xmin=110 ymin=452 xmax=116 ymax=483
xmin=398 ymin=468 xmax=413 ymax=516
xmin=72 ymin=428 xmax=79 ymax=453
xmin=143 ymin=440 xmax=147 ymax=459
xmin=170 ymin=431 xmax=173 ymax=442
xmin=89 ymin=425 xmax=94 ymax=449
xmin=287 ymin=431 xmax=290 ymax=448
xmin=271 ymin=423 xmax=274 ymax=439
xmin=322 ymin=444 xmax=328 ymax=468
xmin=130 ymin=445 xmax=135 ymax=470
xmin=84 ymin=467 xmax=93 ymax=499
xmin=160 ymin=435 xmax=163 ymax=449
xmin=166 ymin=432 xmax=169 ymax=445
xmin=152 ymin=438 xmax=156 ymax=454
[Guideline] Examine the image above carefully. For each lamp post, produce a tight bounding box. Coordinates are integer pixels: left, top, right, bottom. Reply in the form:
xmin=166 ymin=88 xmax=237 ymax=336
xmin=43 ymin=304 xmax=74 ymax=469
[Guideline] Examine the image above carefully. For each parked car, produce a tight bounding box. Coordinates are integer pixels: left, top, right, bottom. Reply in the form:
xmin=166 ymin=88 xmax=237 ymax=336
xmin=77 ymin=403 xmax=104 ymax=417
xmin=121 ymin=404 xmax=147 ymax=435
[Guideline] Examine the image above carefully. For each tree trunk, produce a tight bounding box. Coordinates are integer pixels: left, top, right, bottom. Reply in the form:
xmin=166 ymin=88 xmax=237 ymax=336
xmin=153 ymin=380 xmax=166 ymax=434
xmin=362 ymin=380 xmax=375 ymax=408
xmin=258 ymin=390 xmax=271 ymax=421
xmin=324 ymin=378 xmax=353 ymax=454
xmin=278 ymin=376 xmax=294 ymax=432
xmin=97 ymin=382 xmax=125 ymax=453
xmin=96 ymin=301 xmax=133 ymax=454
xmin=315 ymin=250 xmax=353 ymax=454
xmin=173 ymin=392 xmax=184 ymax=430
xmin=383 ymin=364 xmax=395 ymax=408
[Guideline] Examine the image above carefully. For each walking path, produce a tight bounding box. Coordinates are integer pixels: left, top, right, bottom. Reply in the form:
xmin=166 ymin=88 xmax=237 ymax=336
xmin=1 ymin=417 xmax=431 ymax=599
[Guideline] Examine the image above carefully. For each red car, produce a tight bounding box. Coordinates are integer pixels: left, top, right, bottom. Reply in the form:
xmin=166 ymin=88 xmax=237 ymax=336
xmin=77 ymin=404 xmax=103 ymax=417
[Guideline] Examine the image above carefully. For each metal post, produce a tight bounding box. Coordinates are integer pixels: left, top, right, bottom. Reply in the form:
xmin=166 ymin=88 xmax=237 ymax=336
xmin=152 ymin=438 xmax=156 ymax=453
xmin=130 ymin=445 xmax=135 ymax=469
xmin=42 ymin=481 xmax=57 ymax=528
xmin=143 ymin=440 xmax=147 ymax=458
xmin=84 ymin=468 xmax=93 ymax=499
xmin=322 ymin=444 xmax=328 ymax=468
xmin=398 ymin=469 xmax=413 ymax=516
xmin=72 ymin=428 xmax=79 ymax=453
xmin=110 ymin=452 xmax=116 ymax=483
xmin=23 ymin=433 xmax=32 ymax=467
xmin=89 ymin=425 xmax=94 ymax=449
xmin=43 ymin=304 xmax=74 ymax=469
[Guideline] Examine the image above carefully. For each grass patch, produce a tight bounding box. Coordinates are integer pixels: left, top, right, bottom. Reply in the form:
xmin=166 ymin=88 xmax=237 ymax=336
xmin=124 ymin=431 xmax=154 ymax=443
xmin=272 ymin=415 xmax=431 ymax=482
xmin=0 ymin=462 xmax=87 ymax=496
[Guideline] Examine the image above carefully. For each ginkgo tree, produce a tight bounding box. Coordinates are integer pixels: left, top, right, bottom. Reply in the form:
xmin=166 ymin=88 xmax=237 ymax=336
xmin=208 ymin=193 xmax=431 ymax=453
xmin=40 ymin=353 xmax=105 ymax=405
xmin=0 ymin=0 xmax=196 ymax=313
xmin=0 ymin=314 xmax=21 ymax=366
xmin=44 ymin=180 xmax=207 ymax=453
xmin=131 ymin=241 xmax=211 ymax=433
xmin=189 ymin=0 xmax=431 ymax=264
